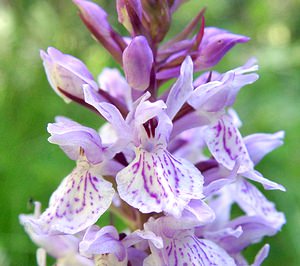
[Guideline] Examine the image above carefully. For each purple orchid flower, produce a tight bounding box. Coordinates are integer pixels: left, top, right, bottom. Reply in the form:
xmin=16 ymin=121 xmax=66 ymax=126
xmin=84 ymin=84 xmax=205 ymax=218
xmin=20 ymin=0 xmax=286 ymax=264
xmin=143 ymin=216 xmax=236 ymax=265
xmin=37 ymin=117 xmax=122 ymax=234
xmin=79 ymin=224 xmax=162 ymax=266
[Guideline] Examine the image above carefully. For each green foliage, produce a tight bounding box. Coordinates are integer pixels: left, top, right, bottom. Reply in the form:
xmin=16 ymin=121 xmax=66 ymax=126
xmin=0 ymin=0 xmax=299 ymax=265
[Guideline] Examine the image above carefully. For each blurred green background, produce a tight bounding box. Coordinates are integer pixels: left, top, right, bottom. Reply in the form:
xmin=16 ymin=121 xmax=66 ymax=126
xmin=0 ymin=0 xmax=299 ymax=265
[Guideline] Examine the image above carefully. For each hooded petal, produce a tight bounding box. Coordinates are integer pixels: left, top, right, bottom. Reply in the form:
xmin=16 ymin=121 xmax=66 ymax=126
xmin=116 ymin=147 xmax=203 ymax=217
xmin=123 ymin=36 xmax=154 ymax=90
xmin=204 ymin=115 xmax=253 ymax=173
xmin=38 ymin=159 xmax=115 ymax=234
xmin=48 ymin=117 xmax=103 ymax=164
xmin=166 ymin=56 xmax=194 ymax=119
xmin=40 ymin=47 xmax=98 ymax=103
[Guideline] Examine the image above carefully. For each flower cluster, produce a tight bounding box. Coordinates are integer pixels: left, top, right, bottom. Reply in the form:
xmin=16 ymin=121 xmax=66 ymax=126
xmin=20 ymin=0 xmax=285 ymax=265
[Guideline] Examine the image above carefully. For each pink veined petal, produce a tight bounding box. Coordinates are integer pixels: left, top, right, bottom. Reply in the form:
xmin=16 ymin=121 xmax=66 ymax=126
xmin=116 ymin=147 xmax=203 ymax=217
xmin=163 ymin=232 xmax=236 ymax=266
xmin=166 ymin=56 xmax=194 ymax=120
xmin=233 ymin=179 xmax=286 ymax=230
xmin=39 ymin=159 xmax=115 ymax=234
xmin=204 ymin=115 xmax=253 ymax=173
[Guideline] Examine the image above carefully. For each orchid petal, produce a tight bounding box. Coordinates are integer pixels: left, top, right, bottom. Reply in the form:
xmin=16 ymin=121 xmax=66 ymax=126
xmin=98 ymin=68 xmax=133 ymax=110
xmin=48 ymin=117 xmax=103 ymax=164
xmin=252 ymin=244 xmax=270 ymax=266
xmin=233 ymin=179 xmax=286 ymax=230
xmin=204 ymin=115 xmax=253 ymax=172
xmin=189 ymin=62 xmax=258 ymax=112
xmin=84 ymin=85 xmax=130 ymax=138
xmin=222 ymin=216 xmax=279 ymax=254
xmin=19 ymin=213 xmax=80 ymax=258
xmin=36 ymin=248 xmax=46 ymax=266
xmin=244 ymin=131 xmax=285 ymax=165
xmin=243 ymin=170 xmax=285 ymax=191
xmin=39 ymin=159 xmax=115 ymax=234
xmin=166 ymin=56 xmax=194 ymax=119
xmin=116 ymin=147 xmax=203 ymax=217
xmin=195 ymin=27 xmax=249 ymax=70
xmin=164 ymin=234 xmax=236 ymax=265
xmin=80 ymin=225 xmax=126 ymax=262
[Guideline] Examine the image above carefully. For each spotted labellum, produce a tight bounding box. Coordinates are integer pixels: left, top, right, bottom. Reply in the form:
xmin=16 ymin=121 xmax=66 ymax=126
xmin=20 ymin=0 xmax=285 ymax=265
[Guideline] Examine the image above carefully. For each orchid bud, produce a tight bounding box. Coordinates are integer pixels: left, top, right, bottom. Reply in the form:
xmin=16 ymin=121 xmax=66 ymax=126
xmin=40 ymin=47 xmax=98 ymax=103
xmin=116 ymin=0 xmax=143 ymax=36
xmin=122 ymin=36 xmax=153 ymax=90
xmin=73 ymin=0 xmax=126 ymax=64
xmin=195 ymin=27 xmax=250 ymax=70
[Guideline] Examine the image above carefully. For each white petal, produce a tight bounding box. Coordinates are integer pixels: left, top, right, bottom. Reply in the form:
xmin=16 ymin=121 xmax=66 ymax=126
xmin=39 ymin=159 xmax=115 ymax=234
xmin=116 ymin=147 xmax=203 ymax=217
